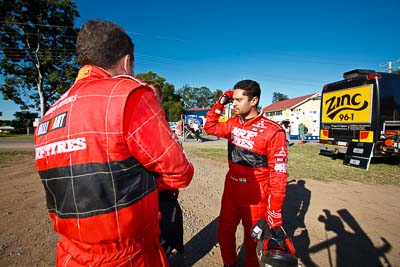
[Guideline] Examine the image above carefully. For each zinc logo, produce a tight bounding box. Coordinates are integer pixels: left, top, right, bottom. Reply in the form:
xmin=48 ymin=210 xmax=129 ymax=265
xmin=322 ymin=85 xmax=372 ymax=123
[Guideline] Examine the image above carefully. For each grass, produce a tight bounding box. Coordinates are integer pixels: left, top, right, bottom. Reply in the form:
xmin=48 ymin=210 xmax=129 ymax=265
xmin=185 ymin=146 xmax=227 ymax=162
xmin=0 ymin=133 xmax=34 ymax=140
xmin=288 ymin=143 xmax=399 ymax=185
xmin=1 ymin=141 xmax=398 ymax=185
xmin=185 ymin=143 xmax=399 ymax=185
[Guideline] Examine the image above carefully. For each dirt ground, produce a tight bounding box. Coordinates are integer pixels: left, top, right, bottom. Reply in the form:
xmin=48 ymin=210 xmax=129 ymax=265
xmin=0 ymin=138 xmax=399 ymax=267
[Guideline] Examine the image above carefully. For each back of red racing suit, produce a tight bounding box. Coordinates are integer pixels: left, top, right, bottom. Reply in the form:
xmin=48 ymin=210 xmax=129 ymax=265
xmin=204 ymin=109 xmax=288 ymax=267
xmin=34 ymin=65 xmax=194 ymax=266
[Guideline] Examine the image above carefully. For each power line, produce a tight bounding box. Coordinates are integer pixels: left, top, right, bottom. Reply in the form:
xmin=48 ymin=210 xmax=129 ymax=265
xmin=0 ymin=20 xmax=74 ymax=29
xmin=0 ymin=51 xmax=180 ymax=66
xmin=0 ymin=21 xmax=149 ymax=38
xmin=0 ymin=30 xmax=77 ymax=39
xmin=0 ymin=21 xmax=187 ymax=41
xmin=380 ymin=59 xmax=400 ymax=73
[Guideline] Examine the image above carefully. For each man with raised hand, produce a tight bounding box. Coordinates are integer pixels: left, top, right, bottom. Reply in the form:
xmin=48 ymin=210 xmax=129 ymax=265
xmin=204 ymin=80 xmax=288 ymax=267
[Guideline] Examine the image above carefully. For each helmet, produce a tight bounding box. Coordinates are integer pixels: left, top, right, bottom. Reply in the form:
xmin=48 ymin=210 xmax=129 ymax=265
xmin=256 ymin=227 xmax=298 ymax=267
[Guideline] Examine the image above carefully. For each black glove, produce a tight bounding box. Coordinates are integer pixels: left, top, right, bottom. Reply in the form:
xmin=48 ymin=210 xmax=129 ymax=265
xmin=251 ymin=218 xmax=288 ymax=240
xmin=251 ymin=218 xmax=269 ymax=240
xmin=213 ymin=90 xmax=233 ymax=115
xmin=270 ymin=226 xmax=286 ymax=239
xmin=218 ymin=90 xmax=233 ymax=105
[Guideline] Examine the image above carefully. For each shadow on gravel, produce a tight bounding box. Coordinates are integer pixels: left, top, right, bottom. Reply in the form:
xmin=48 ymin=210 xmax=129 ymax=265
xmin=283 ymin=180 xmax=393 ymax=266
xmin=282 ymin=179 xmax=316 ymax=266
xmin=310 ymin=209 xmax=392 ymax=267
xmin=183 ymin=217 xmax=219 ymax=266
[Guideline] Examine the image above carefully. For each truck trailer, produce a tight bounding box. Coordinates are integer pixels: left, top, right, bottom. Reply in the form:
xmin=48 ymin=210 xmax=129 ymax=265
xmin=319 ymin=69 xmax=400 ymax=158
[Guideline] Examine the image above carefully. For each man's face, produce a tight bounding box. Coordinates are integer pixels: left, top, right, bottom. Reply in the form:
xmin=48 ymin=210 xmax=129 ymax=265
xmin=232 ymin=89 xmax=257 ymax=116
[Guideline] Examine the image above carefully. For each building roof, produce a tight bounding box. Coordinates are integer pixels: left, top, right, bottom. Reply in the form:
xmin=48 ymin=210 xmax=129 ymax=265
xmin=0 ymin=126 xmax=15 ymax=130
xmin=262 ymin=93 xmax=319 ymax=113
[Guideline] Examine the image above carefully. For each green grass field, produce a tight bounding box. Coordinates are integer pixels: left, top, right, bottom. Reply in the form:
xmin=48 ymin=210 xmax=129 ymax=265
xmin=185 ymin=143 xmax=399 ymax=185
xmin=0 ymin=133 xmax=34 ymax=140
xmin=1 ymin=140 xmax=398 ymax=185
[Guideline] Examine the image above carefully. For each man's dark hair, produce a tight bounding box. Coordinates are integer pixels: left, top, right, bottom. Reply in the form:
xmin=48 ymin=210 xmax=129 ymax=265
xmin=77 ymin=20 xmax=134 ymax=69
xmin=234 ymin=80 xmax=261 ymax=105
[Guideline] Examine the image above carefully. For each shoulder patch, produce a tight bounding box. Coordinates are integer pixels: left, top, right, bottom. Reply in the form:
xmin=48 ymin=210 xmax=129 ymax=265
xmin=37 ymin=112 xmax=68 ymax=136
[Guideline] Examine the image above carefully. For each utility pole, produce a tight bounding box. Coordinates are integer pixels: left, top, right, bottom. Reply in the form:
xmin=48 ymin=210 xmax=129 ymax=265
xmin=381 ymin=59 xmax=400 ymax=73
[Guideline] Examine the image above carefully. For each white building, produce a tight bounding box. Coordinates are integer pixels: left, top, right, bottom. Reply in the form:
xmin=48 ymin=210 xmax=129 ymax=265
xmin=262 ymin=93 xmax=321 ymax=139
xmin=0 ymin=126 xmax=16 ymax=133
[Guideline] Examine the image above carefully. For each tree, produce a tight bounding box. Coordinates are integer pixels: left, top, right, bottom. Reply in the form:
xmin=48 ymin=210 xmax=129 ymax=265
xmin=177 ymin=85 xmax=215 ymax=108
xmin=212 ymin=89 xmax=223 ymax=103
xmin=0 ymin=0 xmax=80 ymax=118
xmin=272 ymin=92 xmax=289 ymax=103
xmin=135 ymin=71 xmax=166 ymax=88
xmin=11 ymin=110 xmax=38 ymax=134
xmin=135 ymin=71 xmax=183 ymax=121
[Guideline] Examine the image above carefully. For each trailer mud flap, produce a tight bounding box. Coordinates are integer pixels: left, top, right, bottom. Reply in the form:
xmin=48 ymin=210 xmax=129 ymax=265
xmin=343 ymin=142 xmax=374 ymax=170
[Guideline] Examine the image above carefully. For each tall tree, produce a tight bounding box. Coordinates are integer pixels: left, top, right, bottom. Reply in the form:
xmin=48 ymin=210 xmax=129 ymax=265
xmin=177 ymin=85 xmax=214 ymax=108
xmin=11 ymin=110 xmax=38 ymax=134
xmin=135 ymin=71 xmax=166 ymax=88
xmin=212 ymin=89 xmax=223 ymax=104
xmin=135 ymin=71 xmax=183 ymax=121
xmin=272 ymin=91 xmax=289 ymax=103
xmin=0 ymin=0 xmax=80 ymax=118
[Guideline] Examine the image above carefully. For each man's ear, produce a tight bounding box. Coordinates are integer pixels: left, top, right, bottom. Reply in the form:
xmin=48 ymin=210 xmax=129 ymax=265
xmin=122 ymin=54 xmax=132 ymax=75
xmin=251 ymin=96 xmax=259 ymax=107
xmin=115 ymin=54 xmax=132 ymax=75
xmin=106 ymin=54 xmax=132 ymax=76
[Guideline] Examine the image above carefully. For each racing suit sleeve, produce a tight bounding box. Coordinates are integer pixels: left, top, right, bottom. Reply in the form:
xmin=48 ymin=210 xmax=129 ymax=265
xmin=203 ymin=101 xmax=231 ymax=138
xmin=265 ymin=129 xmax=288 ymax=228
xmin=124 ymin=87 xmax=194 ymax=191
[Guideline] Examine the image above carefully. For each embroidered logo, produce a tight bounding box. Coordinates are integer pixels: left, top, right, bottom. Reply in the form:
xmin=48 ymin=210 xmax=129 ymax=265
xmin=37 ymin=112 xmax=68 ymax=136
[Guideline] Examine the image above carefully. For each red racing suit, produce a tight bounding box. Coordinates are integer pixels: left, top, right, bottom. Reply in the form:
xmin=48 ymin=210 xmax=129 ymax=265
xmin=34 ymin=65 xmax=194 ymax=267
xmin=204 ymin=107 xmax=288 ymax=267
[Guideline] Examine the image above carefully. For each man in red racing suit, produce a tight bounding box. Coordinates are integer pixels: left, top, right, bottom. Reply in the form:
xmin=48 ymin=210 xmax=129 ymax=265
xmin=204 ymin=80 xmax=288 ymax=267
xmin=34 ymin=20 xmax=194 ymax=267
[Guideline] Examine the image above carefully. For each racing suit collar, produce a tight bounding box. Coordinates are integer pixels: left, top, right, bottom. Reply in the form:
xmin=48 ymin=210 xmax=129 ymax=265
xmin=239 ymin=113 xmax=263 ymax=124
xmin=75 ymin=65 xmax=112 ymax=83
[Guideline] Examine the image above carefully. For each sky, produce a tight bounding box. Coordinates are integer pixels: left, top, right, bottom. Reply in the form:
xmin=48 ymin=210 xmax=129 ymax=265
xmin=1 ymin=0 xmax=399 ymax=120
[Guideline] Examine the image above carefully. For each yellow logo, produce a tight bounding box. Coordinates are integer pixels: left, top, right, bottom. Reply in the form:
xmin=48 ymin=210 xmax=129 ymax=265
xmin=74 ymin=65 xmax=92 ymax=83
xmin=322 ymin=85 xmax=372 ymax=123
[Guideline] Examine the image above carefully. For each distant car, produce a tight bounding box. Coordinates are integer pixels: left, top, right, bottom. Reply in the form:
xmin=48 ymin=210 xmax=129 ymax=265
xmin=168 ymin=122 xmax=178 ymax=132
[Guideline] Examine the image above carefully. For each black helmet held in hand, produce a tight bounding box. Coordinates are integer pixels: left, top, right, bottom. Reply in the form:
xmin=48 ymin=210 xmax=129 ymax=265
xmin=255 ymin=226 xmax=298 ymax=267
